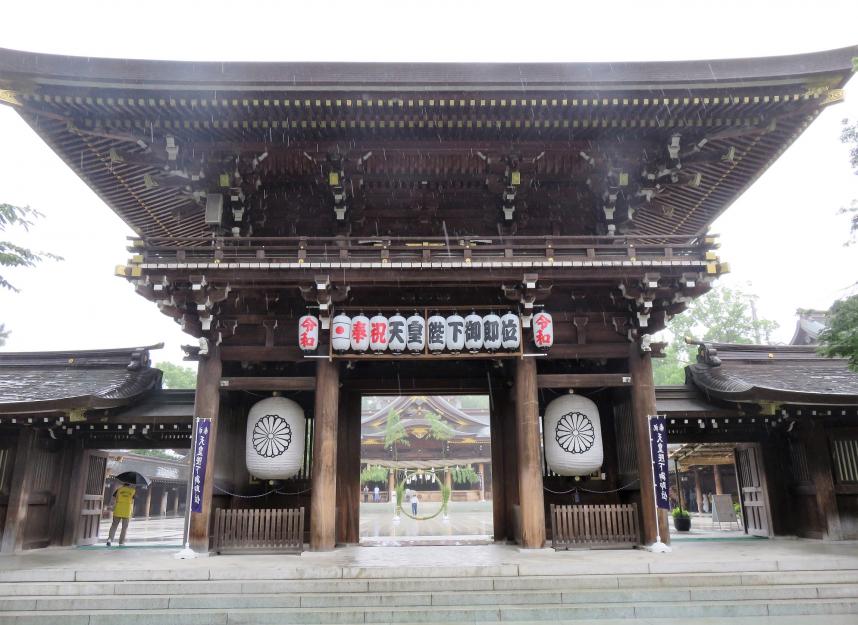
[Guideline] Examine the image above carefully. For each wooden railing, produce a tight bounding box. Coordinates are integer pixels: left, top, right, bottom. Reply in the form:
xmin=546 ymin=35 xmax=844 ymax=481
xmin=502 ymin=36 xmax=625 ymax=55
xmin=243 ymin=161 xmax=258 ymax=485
xmin=133 ymin=234 xmax=714 ymax=266
xmin=550 ymin=503 xmax=640 ymax=550
xmin=212 ymin=507 xmax=304 ymax=555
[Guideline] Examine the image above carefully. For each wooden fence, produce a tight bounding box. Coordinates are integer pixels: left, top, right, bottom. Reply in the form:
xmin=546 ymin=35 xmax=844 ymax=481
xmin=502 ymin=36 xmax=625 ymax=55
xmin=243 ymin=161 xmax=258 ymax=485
xmin=550 ymin=504 xmax=640 ymax=550
xmin=212 ymin=507 xmax=304 ymax=555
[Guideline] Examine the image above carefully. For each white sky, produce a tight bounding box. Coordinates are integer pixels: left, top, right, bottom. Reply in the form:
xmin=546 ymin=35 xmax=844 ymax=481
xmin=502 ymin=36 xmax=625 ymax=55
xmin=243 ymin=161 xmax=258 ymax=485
xmin=0 ymin=0 xmax=857 ymax=364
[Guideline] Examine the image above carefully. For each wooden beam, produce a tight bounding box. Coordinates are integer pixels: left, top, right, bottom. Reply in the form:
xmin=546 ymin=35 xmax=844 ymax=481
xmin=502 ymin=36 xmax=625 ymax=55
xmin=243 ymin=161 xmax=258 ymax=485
xmin=310 ymin=359 xmax=339 ymax=551
xmin=628 ymin=344 xmax=670 ymax=546
xmin=345 ymin=378 xmax=491 ymax=394
xmin=220 ymin=377 xmax=315 ymax=391
xmin=515 ymin=358 xmax=545 ymax=549
xmin=188 ymin=346 xmax=222 ymax=553
xmin=537 ymin=373 xmax=631 ymax=389
xmin=219 ymin=346 xmax=305 ymax=362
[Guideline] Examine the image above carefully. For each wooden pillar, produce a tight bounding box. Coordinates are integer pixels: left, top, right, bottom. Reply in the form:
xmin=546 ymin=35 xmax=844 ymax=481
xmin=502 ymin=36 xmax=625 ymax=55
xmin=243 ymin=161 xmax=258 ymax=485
xmin=694 ymin=469 xmax=704 ymax=513
xmin=489 ymin=383 xmax=507 ymax=541
xmin=628 ymin=344 xmax=670 ymax=545
xmin=159 ymin=489 xmax=169 ymax=516
xmin=807 ymin=424 xmax=842 ymax=540
xmin=143 ymin=487 xmax=153 ymax=519
xmin=336 ymin=392 xmax=361 ymax=544
xmin=172 ymin=490 xmax=180 ymax=517
xmin=713 ymin=465 xmax=724 ymax=495
xmin=1 ymin=428 xmax=35 ymax=554
xmin=388 ymin=468 xmax=395 ymax=503
xmin=310 ymin=359 xmax=339 ymax=551
xmin=502 ymin=386 xmax=520 ymax=542
xmin=515 ymin=358 xmax=545 ymax=549
xmin=478 ymin=463 xmax=486 ymax=502
xmin=188 ymin=345 xmax=222 ymax=553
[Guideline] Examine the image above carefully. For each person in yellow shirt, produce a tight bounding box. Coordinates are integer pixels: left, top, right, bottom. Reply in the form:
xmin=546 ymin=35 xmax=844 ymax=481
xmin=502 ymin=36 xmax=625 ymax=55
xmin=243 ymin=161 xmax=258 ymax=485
xmin=106 ymin=483 xmax=137 ymax=546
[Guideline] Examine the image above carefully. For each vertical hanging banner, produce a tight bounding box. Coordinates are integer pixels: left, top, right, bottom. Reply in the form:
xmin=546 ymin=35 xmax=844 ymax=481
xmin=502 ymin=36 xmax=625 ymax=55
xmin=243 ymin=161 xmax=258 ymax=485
xmin=191 ymin=417 xmax=212 ymax=513
xmin=649 ymin=415 xmax=670 ymax=510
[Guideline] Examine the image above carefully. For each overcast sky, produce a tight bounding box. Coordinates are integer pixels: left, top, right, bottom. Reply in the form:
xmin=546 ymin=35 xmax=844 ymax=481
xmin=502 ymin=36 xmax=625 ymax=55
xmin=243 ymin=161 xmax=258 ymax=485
xmin=0 ymin=1 xmax=857 ymax=365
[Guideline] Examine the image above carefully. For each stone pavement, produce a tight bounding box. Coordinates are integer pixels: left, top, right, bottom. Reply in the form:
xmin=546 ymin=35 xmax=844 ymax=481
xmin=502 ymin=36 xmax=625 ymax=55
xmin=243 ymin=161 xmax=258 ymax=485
xmin=97 ymin=516 xmax=184 ymax=546
xmin=360 ymin=500 xmax=493 ymax=544
xmin=0 ymin=537 xmax=855 ymax=575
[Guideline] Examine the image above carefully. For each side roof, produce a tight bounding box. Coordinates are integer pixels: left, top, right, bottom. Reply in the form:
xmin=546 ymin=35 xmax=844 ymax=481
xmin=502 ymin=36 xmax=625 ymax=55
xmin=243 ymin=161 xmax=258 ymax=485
xmin=0 ymin=345 xmax=163 ymax=413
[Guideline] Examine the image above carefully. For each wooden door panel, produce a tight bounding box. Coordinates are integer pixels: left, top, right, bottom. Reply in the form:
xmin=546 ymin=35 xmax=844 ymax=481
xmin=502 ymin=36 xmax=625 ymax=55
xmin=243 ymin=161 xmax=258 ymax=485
xmin=735 ymin=444 xmax=771 ymax=538
xmin=78 ymin=452 xmax=108 ymax=545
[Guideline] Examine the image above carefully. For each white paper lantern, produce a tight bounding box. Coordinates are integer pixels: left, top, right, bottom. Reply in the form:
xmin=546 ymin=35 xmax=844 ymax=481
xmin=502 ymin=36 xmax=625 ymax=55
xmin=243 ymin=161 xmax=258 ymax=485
xmin=350 ymin=313 xmax=370 ymax=353
xmin=532 ymin=311 xmax=554 ymax=351
xmin=482 ymin=313 xmax=502 ymax=351
xmin=543 ymin=394 xmax=603 ymax=476
xmin=388 ymin=313 xmax=407 ymax=353
xmin=298 ymin=315 xmax=319 ymax=352
xmin=406 ymin=313 xmax=426 ymax=353
xmin=427 ymin=314 xmax=446 ymax=353
xmin=500 ymin=312 xmax=521 ymax=350
xmin=369 ymin=314 xmax=389 ymax=353
xmin=246 ymin=396 xmax=306 ymax=480
xmin=331 ymin=313 xmax=352 ymax=352
xmin=445 ymin=313 xmax=466 ymax=352
xmin=464 ymin=312 xmax=484 ymax=352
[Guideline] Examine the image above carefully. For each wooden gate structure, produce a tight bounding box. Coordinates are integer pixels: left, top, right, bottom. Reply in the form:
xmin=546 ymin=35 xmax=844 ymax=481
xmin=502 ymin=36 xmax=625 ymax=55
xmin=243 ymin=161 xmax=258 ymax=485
xmin=735 ymin=444 xmax=772 ymax=537
xmin=0 ymin=46 xmax=856 ymax=552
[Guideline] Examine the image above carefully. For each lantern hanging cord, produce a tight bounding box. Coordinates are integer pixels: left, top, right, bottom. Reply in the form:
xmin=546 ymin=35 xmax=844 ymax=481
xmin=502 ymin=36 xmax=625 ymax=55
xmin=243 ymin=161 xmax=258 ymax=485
xmin=543 ymin=478 xmax=640 ymax=495
xmin=214 ymin=484 xmax=312 ymax=498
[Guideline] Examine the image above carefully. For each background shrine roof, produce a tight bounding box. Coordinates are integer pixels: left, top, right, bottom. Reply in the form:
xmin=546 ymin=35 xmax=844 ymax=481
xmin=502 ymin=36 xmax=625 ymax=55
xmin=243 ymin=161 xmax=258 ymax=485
xmin=362 ymin=395 xmax=490 ymax=439
xmin=687 ymin=343 xmax=858 ymax=405
xmin=0 ymin=345 xmax=163 ymax=413
xmin=0 ymin=46 xmax=855 ymax=241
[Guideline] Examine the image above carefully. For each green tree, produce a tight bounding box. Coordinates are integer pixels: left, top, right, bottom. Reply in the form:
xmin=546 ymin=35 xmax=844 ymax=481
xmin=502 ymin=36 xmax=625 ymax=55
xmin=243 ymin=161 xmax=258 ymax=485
xmin=1 ymin=204 xmax=61 ymax=292
xmin=359 ymin=465 xmax=389 ymax=485
xmin=1 ymin=204 xmax=61 ymax=342
xmin=383 ymin=408 xmax=410 ymax=459
xmin=841 ymin=118 xmax=858 ymax=245
xmin=156 ymin=361 xmax=197 ymax=389
xmin=818 ymin=295 xmax=858 ymax=371
xmin=425 ymin=411 xmax=455 ymax=441
xmin=653 ymin=285 xmax=779 ymax=385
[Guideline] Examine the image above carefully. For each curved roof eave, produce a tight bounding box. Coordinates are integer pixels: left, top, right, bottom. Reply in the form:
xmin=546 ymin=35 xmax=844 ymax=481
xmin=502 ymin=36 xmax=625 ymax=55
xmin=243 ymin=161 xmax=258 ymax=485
xmin=0 ymin=46 xmax=856 ymax=92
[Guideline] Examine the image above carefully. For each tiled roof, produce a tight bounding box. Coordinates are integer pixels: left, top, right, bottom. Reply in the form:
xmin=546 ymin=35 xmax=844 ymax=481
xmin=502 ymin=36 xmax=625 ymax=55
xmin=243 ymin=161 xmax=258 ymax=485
xmin=0 ymin=345 xmax=163 ymax=413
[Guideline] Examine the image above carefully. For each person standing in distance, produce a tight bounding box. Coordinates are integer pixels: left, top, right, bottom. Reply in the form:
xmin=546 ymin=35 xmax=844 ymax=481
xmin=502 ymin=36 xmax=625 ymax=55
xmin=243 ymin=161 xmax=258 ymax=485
xmin=106 ymin=481 xmax=137 ymax=546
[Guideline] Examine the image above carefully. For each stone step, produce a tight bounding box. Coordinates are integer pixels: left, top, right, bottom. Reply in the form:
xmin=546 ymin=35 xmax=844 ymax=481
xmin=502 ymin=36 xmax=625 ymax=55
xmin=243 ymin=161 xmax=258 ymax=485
xmin=4 ymin=557 xmax=858 ymax=584
xmin=3 ymin=569 xmax=858 ymax=598
xmin=0 ymin=598 xmax=857 ymax=624
xmin=2 ymin=584 xmax=858 ymax=612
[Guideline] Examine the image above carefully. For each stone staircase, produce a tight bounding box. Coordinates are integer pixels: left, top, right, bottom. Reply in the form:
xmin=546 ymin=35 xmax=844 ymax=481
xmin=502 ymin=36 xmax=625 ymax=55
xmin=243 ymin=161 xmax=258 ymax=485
xmin=1 ymin=563 xmax=858 ymax=623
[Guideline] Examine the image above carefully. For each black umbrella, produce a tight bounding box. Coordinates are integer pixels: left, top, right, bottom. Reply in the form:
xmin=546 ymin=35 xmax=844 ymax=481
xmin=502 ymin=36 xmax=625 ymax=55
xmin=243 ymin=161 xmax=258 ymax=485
xmin=114 ymin=471 xmax=151 ymax=488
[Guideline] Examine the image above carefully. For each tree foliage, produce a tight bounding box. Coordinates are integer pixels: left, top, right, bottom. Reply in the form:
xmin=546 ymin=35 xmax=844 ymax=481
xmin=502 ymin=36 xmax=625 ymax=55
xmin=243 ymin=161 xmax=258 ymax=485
xmin=0 ymin=324 xmax=7 ymax=348
xmin=840 ymin=118 xmax=858 ymax=245
xmin=450 ymin=465 xmax=479 ymax=485
xmin=383 ymin=409 xmax=410 ymax=457
xmin=0 ymin=203 xmax=62 ymax=293
xmin=359 ymin=465 xmax=389 ymax=485
xmin=653 ymin=286 xmax=779 ymax=385
xmin=156 ymin=361 xmax=198 ymax=389
xmin=818 ymin=295 xmax=858 ymax=371
xmin=425 ymin=411 xmax=455 ymax=441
